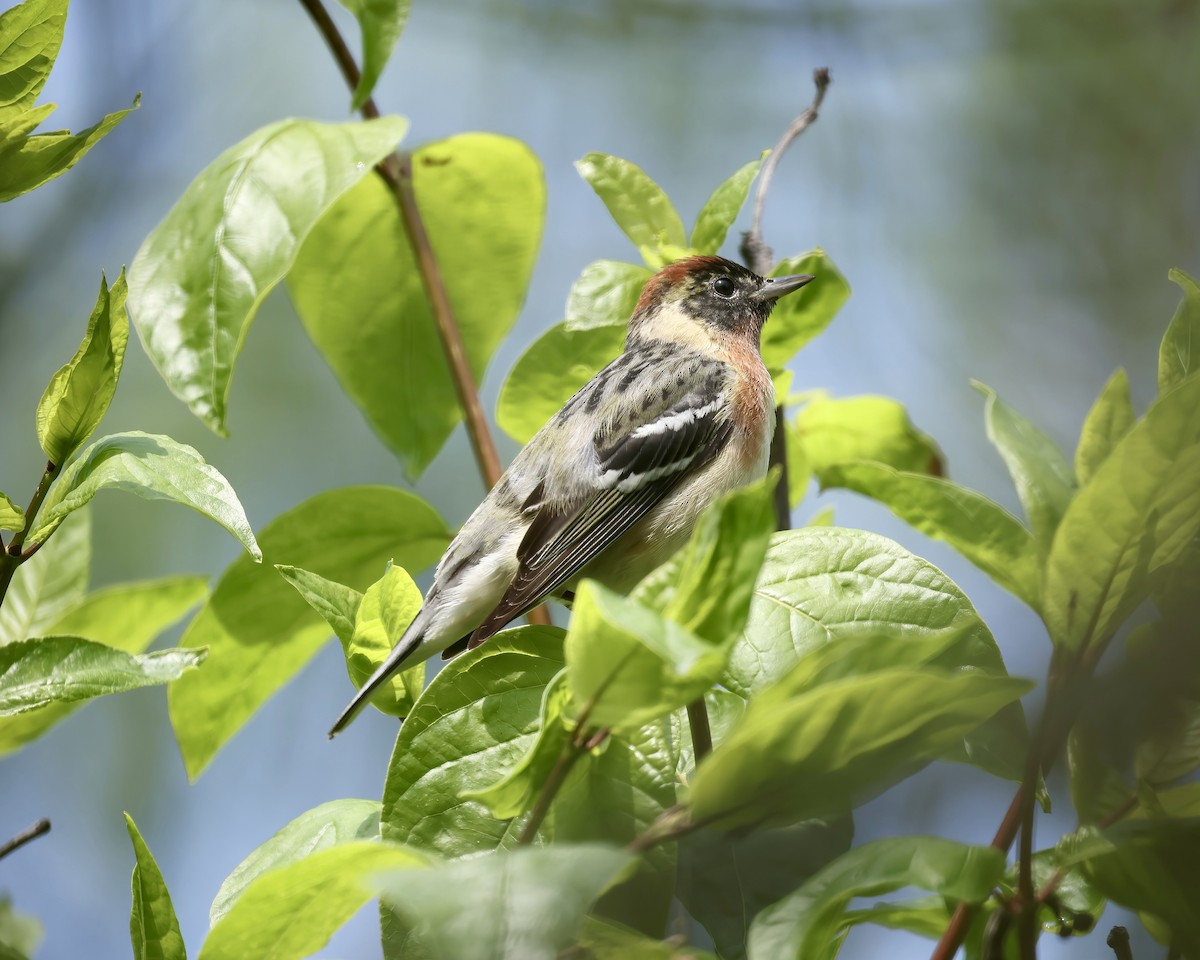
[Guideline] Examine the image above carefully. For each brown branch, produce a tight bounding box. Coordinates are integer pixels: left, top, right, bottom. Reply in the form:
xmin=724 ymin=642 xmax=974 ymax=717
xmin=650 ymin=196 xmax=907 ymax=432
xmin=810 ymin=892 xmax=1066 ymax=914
xmin=740 ymin=67 xmax=831 ymax=278
xmin=0 ymin=461 xmax=58 ymax=607
xmin=0 ymin=818 xmax=50 ymax=861
xmin=1106 ymin=926 xmax=1133 ymax=960
xmin=297 ymin=0 xmax=551 ymax=626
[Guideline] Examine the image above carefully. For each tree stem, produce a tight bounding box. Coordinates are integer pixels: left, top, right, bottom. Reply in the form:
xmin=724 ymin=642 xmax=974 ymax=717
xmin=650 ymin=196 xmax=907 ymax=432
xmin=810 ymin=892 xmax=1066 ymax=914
xmin=686 ymin=697 xmax=713 ymax=764
xmin=0 ymin=818 xmax=50 ymax=861
xmin=0 ymin=461 xmax=58 ymax=608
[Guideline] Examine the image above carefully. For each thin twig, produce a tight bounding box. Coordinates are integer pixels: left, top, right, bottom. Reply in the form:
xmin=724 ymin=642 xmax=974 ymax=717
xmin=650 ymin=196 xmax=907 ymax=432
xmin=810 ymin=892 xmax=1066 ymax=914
xmin=769 ymin=405 xmax=791 ymax=530
xmin=296 ymin=0 xmax=550 ymax=626
xmin=517 ymin=745 xmax=584 ymax=845
xmin=0 ymin=818 xmax=50 ymax=860
xmin=0 ymin=461 xmax=57 ymax=606
xmin=740 ymin=67 xmax=831 ymax=277
xmin=1106 ymin=926 xmax=1133 ymax=960
xmin=686 ymin=698 xmax=713 ymax=764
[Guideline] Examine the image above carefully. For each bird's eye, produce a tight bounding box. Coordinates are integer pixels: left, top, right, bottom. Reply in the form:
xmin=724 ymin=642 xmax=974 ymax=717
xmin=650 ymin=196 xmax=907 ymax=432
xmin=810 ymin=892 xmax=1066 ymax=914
xmin=712 ymin=276 xmax=736 ymax=298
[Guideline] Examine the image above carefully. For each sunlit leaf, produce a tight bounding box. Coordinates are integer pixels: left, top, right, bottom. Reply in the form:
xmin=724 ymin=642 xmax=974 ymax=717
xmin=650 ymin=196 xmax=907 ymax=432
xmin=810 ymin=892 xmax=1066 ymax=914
xmin=375 ymin=844 xmax=633 ymax=960
xmin=124 ymin=814 xmax=185 ymax=960
xmin=1074 ymin=369 xmax=1135 ymax=486
xmin=169 ymin=486 xmax=449 ymax=779
xmin=747 ymin=837 xmax=1006 ymax=960
xmin=30 ymin=432 xmax=260 ymax=560
xmin=336 ymin=0 xmax=411 ymax=110
xmin=291 ymin=134 xmax=543 ymax=476
xmin=210 ymin=798 xmax=381 ymax=925
xmin=576 ymin=153 xmax=685 ymax=250
xmin=198 ymin=842 xmax=426 ymax=960
xmin=974 ymin=381 xmax=1074 ymax=550
xmin=0 ymin=0 xmax=66 ymax=119
xmin=690 ymin=156 xmax=763 ymax=254
xmin=496 ymin=321 xmax=624 ymax=444
xmin=128 ymin=116 xmax=407 ymax=434
xmin=1044 ymin=373 xmax=1200 ymax=651
xmin=0 ymin=493 xmax=23 ymax=532
xmin=0 ymin=508 xmax=89 ymax=646
xmin=0 ymin=636 xmax=205 ymax=716
xmin=563 ymin=259 xmax=651 ymax=331
xmin=1159 ymin=268 xmax=1199 ymax=394
xmin=760 ymin=250 xmax=849 ymax=371
xmin=346 ymin=563 xmax=424 ymax=716
xmin=819 ymin=463 xmax=1041 ymax=610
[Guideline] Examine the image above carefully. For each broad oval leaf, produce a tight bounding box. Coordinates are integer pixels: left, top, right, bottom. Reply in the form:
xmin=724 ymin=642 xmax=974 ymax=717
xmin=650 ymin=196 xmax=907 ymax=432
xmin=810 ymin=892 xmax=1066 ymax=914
xmin=1044 ymin=373 xmax=1200 ymax=651
xmin=35 ymin=270 xmax=128 ymax=466
xmin=760 ymin=250 xmax=849 ymax=372
xmin=0 ymin=0 xmax=65 ymax=119
xmin=1075 ymin=368 xmax=1135 ymax=486
xmin=563 ymin=259 xmax=651 ymax=331
xmin=0 ymin=508 xmax=89 ymax=646
xmin=0 ymin=575 xmax=206 ymax=756
xmin=974 ymin=381 xmax=1075 ymax=551
xmin=375 ymin=843 xmax=634 ymax=960
xmin=198 ymin=841 xmax=426 ymax=960
xmin=0 ymin=636 xmax=205 ymax=717
xmin=690 ymin=156 xmax=764 ymax=254
xmin=210 ymin=798 xmax=381 ymax=925
xmin=128 ymin=116 xmax=408 ymax=434
xmin=1159 ymin=268 xmax=1199 ymax=394
xmin=746 ymin=836 xmax=1007 ymax=960
xmin=347 ymin=563 xmax=424 ymax=716
xmin=0 ymin=491 xmax=23 ymax=532
xmin=336 ymin=0 xmax=412 ymax=110
xmin=29 ymin=431 xmax=260 ymax=560
xmin=381 ymin=627 xmax=565 ymax=857
xmin=575 ymin=153 xmax=685 ymax=250
xmin=124 ymin=813 xmax=185 ymax=960
xmin=169 ymin=486 xmax=449 ymax=779
xmin=496 ymin=321 xmax=624 ymax=444
xmin=290 ymin=133 xmax=544 ymax=477
xmin=818 ymin=462 xmax=1041 ymax=610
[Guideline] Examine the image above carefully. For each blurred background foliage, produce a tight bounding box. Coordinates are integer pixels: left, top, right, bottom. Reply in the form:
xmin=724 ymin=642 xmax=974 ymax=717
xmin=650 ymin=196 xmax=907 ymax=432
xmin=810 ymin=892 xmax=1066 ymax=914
xmin=1 ymin=0 xmax=1196 ymax=956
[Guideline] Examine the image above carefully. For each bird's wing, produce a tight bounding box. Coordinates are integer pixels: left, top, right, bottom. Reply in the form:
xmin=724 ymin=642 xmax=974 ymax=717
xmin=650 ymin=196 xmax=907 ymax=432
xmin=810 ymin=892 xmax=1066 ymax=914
xmin=467 ymin=370 xmax=732 ymax=646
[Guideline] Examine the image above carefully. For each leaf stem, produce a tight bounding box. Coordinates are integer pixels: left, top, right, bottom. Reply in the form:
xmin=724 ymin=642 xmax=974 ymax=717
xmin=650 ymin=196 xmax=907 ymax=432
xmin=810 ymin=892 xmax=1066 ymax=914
xmin=516 ymin=725 xmax=609 ymax=846
xmin=0 ymin=818 xmax=51 ymax=861
xmin=686 ymin=697 xmax=713 ymax=764
xmin=296 ymin=0 xmax=550 ymax=626
xmin=0 ymin=461 xmax=58 ymax=607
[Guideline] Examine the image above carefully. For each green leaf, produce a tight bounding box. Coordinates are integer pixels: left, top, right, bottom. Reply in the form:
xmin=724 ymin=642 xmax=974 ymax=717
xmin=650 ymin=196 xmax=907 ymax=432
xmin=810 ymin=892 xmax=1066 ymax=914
xmin=760 ymin=250 xmax=850 ymax=372
xmin=0 ymin=95 xmax=137 ymax=202
xmin=725 ymin=527 xmax=1030 ymax=784
xmin=1159 ymin=268 xmax=1200 ymax=394
xmin=291 ymin=133 xmax=544 ymax=476
xmin=688 ymin=667 xmax=1031 ymax=827
xmin=676 ymin=687 xmax=744 ymax=779
xmin=1082 ymin=818 xmax=1200 ymax=956
xmin=789 ymin=393 xmax=944 ymax=479
xmin=677 ymin=817 xmax=853 ymax=960
xmin=336 ymin=0 xmax=411 ymax=110
xmin=210 ymin=798 xmax=381 ymax=925
xmin=974 ymin=381 xmax=1075 ymax=550
xmin=29 ymin=432 xmax=260 ymax=560
xmin=124 ymin=814 xmax=186 ymax=960
xmin=0 ymin=636 xmax=205 ymax=716
xmin=0 ymin=508 xmax=89 ymax=646
xmin=1075 ymin=369 xmax=1135 ymax=486
xmin=839 ymin=898 xmax=954 ymax=941
xmin=575 ymin=917 xmax=717 ymax=960
xmin=563 ymin=259 xmax=652 ymax=331
xmin=1044 ymin=373 xmax=1200 ymax=651
xmin=0 ymin=493 xmax=23 ymax=532
xmin=0 ymin=575 xmax=206 ymax=755
xmin=128 ymin=117 xmax=408 ymax=435
xmin=380 ymin=627 xmax=564 ymax=856
xmin=347 ymin=563 xmax=424 ymax=716
xmin=0 ymin=895 xmax=41 ymax=959
xmin=819 ymin=463 xmax=1041 ymax=610
xmin=274 ymin=565 xmax=360 ymax=648
xmin=198 ymin=841 xmax=426 ymax=960
xmin=375 ymin=844 xmax=634 ymax=960
xmin=576 ymin=153 xmax=685 ymax=251
xmin=1135 ymin=695 xmax=1200 ymax=788
xmin=496 ymin=321 xmax=624 ymax=444
xmin=35 ymin=270 xmax=128 ymax=465
xmin=747 ymin=837 xmax=1006 ymax=960
xmin=461 ymin=669 xmax=571 ymax=820
xmin=169 ymin=486 xmax=449 ymax=779
xmin=690 ymin=156 xmax=764 ymax=254
xmin=1005 ymin=846 xmax=1106 ymax=937
xmin=1067 ymin=725 xmax=1133 ymax=827
xmin=0 ymin=0 xmax=66 ymax=119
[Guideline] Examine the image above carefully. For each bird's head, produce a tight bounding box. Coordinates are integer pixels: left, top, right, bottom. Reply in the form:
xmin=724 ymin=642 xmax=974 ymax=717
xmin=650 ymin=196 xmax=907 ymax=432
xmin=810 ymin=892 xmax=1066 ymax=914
xmin=628 ymin=255 xmax=813 ymax=348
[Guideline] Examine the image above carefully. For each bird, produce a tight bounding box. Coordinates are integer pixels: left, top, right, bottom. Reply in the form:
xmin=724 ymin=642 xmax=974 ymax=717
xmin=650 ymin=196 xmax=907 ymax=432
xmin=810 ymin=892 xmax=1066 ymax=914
xmin=329 ymin=255 xmax=814 ymax=737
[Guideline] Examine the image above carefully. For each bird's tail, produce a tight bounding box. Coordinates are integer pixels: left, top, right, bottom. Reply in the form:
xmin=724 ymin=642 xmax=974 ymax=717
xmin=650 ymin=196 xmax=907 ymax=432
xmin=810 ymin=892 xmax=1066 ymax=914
xmin=327 ymin=613 xmax=427 ymax=739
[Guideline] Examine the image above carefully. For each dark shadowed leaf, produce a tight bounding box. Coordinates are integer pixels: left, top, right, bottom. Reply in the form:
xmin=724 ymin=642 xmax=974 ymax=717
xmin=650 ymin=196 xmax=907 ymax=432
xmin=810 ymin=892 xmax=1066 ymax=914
xmin=35 ymin=271 xmax=128 ymax=466
xmin=128 ymin=117 xmax=407 ymax=434
xmin=575 ymin=917 xmax=717 ymax=959
xmin=169 ymin=486 xmax=449 ymax=779
xmin=30 ymin=432 xmax=259 ymax=560
xmin=124 ymin=814 xmax=185 ymax=960
xmin=576 ymin=153 xmax=685 ymax=250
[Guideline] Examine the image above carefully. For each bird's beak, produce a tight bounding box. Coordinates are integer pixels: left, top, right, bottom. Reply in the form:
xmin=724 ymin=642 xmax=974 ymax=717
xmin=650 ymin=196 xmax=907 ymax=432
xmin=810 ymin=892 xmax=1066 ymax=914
xmin=755 ymin=273 xmax=815 ymax=302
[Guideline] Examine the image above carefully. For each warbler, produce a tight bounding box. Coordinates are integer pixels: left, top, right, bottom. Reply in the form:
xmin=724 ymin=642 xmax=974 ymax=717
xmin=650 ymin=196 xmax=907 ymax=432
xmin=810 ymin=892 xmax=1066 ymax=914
xmin=330 ymin=255 xmax=813 ymax=736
